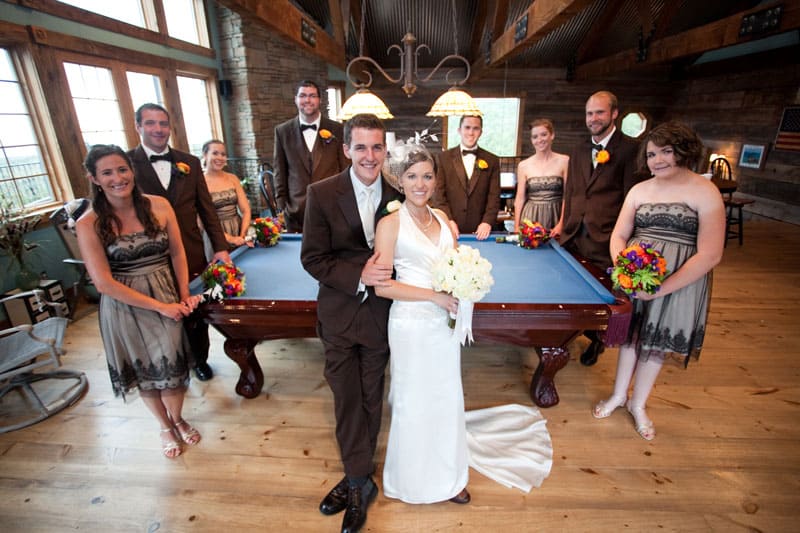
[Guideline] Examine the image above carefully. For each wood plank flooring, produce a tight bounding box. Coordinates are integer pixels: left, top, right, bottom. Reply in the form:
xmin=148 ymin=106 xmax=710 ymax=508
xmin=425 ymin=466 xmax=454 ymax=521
xmin=1 ymin=219 xmax=799 ymax=532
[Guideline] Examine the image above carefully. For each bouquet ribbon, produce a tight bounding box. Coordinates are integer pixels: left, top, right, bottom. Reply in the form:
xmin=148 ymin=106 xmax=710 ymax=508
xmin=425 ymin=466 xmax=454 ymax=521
xmin=453 ymin=300 xmax=476 ymax=346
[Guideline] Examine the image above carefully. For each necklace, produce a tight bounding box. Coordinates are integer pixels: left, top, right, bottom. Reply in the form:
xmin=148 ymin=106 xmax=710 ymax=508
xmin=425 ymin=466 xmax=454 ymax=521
xmin=408 ymin=205 xmax=433 ymax=230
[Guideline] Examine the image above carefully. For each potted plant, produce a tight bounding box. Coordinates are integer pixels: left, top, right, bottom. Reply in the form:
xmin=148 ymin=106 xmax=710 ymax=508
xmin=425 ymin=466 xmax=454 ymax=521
xmin=0 ymin=201 xmax=41 ymax=290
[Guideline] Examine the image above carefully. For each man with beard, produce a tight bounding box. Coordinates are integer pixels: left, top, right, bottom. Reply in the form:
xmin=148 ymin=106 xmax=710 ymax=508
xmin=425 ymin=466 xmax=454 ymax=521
xmin=551 ymin=91 xmax=642 ymax=366
xmin=273 ymin=80 xmax=348 ymax=232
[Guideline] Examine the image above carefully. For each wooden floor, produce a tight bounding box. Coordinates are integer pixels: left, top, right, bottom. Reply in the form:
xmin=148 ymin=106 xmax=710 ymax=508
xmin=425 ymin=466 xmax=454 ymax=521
xmin=1 ymin=219 xmax=799 ymax=532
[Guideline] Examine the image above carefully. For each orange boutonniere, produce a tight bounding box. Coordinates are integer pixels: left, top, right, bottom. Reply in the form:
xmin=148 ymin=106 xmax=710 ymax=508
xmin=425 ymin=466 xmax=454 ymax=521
xmin=477 ymin=159 xmax=488 ymax=170
xmin=319 ymin=129 xmax=335 ymax=144
xmin=595 ymin=149 xmax=610 ymax=164
xmin=175 ymin=162 xmax=191 ymax=175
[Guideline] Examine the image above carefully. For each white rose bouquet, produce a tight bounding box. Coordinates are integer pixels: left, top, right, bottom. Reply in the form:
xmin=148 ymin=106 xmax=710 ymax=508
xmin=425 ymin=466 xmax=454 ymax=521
xmin=431 ymin=245 xmax=494 ymax=344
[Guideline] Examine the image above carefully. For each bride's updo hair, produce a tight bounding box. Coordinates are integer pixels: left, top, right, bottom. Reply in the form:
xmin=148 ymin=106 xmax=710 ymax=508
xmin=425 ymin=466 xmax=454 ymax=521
xmin=384 ymin=143 xmax=436 ymax=191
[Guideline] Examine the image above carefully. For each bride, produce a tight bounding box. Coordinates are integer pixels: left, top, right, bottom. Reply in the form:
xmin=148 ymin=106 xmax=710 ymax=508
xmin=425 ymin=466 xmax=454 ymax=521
xmin=375 ymin=144 xmax=555 ymax=505
xmin=373 ymin=145 xmax=470 ymax=504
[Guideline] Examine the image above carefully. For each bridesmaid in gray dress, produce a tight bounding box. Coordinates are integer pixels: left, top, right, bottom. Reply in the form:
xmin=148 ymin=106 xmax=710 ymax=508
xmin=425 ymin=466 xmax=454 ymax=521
xmin=513 ymin=119 xmax=569 ymax=232
xmin=76 ymin=144 xmax=204 ymax=459
xmin=201 ymin=139 xmax=252 ymax=260
xmin=592 ymin=122 xmax=726 ymax=440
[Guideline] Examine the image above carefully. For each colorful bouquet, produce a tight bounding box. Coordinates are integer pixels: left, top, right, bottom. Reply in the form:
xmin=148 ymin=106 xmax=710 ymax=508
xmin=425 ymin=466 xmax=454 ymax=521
xmin=609 ymin=242 xmax=668 ymax=297
xmin=431 ymin=245 xmax=494 ymax=343
xmin=518 ymin=219 xmax=550 ymax=249
xmin=251 ymin=217 xmax=282 ymax=247
xmin=200 ymin=262 xmax=245 ymax=302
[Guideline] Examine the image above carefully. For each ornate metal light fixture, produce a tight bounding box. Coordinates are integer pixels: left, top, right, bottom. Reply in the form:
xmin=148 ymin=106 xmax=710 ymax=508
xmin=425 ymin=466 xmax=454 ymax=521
xmin=339 ymin=0 xmax=481 ymax=119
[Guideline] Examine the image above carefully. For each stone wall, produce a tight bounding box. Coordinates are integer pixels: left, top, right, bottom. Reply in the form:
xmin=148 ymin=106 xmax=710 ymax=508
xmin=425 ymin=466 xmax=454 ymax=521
xmin=215 ymin=4 xmax=332 ymax=160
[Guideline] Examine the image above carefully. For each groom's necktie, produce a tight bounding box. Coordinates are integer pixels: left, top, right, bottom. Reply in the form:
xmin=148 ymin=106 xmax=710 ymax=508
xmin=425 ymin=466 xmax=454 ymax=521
xmin=361 ymin=188 xmax=376 ymax=248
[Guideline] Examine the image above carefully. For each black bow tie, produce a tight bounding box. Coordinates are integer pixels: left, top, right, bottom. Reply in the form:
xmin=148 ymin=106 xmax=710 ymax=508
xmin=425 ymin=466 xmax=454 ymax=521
xmin=592 ymin=143 xmax=604 ymax=152
xmin=149 ymin=153 xmax=173 ymax=163
xmin=300 ymin=124 xmax=317 ymax=131
xmin=461 ymin=149 xmax=478 ymax=156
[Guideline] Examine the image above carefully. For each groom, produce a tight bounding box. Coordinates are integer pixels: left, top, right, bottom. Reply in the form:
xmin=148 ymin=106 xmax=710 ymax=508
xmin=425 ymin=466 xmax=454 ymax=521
xmin=301 ymin=113 xmax=401 ymax=533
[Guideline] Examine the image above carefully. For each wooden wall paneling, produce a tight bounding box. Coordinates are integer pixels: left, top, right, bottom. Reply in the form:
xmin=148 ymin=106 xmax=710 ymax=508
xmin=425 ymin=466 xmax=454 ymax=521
xmin=576 ymin=1 xmax=800 ymax=79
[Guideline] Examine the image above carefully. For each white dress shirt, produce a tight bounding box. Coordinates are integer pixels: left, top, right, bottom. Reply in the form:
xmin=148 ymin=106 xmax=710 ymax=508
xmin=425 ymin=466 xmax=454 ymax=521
xmin=142 ymin=146 xmax=173 ymax=190
xmin=300 ymin=116 xmax=321 ymax=152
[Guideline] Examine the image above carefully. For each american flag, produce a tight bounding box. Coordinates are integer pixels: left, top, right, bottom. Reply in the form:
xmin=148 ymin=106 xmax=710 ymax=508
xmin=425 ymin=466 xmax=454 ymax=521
xmin=775 ymin=106 xmax=800 ymax=151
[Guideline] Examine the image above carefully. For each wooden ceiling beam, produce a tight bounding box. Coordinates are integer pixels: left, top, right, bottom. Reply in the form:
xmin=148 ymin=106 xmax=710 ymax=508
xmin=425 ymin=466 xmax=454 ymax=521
xmin=575 ymin=1 xmax=800 ymax=80
xmin=650 ymin=0 xmax=685 ymax=41
xmin=468 ymin=0 xmax=510 ymax=80
xmin=489 ymin=0 xmax=594 ymax=66
xmin=574 ymin=0 xmax=627 ymax=64
xmin=218 ymin=0 xmax=345 ymax=69
xmin=328 ymin=0 xmax=345 ymax=48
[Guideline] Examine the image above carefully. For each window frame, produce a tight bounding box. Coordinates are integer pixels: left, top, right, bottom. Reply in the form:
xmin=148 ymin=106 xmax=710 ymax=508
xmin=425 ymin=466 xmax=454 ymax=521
xmin=24 ymin=0 xmax=214 ymax=57
xmin=0 ymin=45 xmax=70 ymax=215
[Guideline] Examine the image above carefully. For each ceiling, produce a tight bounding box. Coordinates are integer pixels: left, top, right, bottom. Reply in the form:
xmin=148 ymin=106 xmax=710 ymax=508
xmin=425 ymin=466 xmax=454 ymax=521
xmin=289 ymin=0 xmax=798 ymax=80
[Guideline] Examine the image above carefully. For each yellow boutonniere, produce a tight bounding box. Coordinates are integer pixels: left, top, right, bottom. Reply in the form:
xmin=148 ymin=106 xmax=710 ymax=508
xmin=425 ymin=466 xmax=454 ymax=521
xmin=477 ymin=159 xmax=488 ymax=170
xmin=595 ymin=149 xmax=610 ymax=164
xmin=319 ymin=129 xmax=332 ymax=140
xmin=175 ymin=162 xmax=191 ymax=175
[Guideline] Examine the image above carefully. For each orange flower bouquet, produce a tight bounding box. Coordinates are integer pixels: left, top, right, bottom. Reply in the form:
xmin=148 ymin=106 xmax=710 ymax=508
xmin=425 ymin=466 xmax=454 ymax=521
xmin=251 ymin=217 xmax=282 ymax=247
xmin=609 ymin=243 xmax=668 ymax=296
xmin=518 ymin=219 xmax=550 ymax=249
xmin=200 ymin=262 xmax=245 ymax=301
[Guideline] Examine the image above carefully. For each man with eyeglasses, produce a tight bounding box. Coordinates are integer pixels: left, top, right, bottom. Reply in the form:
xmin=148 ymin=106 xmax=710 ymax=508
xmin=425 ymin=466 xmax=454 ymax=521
xmin=274 ymin=80 xmax=348 ymax=232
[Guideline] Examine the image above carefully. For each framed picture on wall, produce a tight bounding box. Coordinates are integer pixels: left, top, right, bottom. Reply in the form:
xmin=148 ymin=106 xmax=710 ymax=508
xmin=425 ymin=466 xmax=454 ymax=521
xmin=738 ymin=144 xmax=766 ymax=169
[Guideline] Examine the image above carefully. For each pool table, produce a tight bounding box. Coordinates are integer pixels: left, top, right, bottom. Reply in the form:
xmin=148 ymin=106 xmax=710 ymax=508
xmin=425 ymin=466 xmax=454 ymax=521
xmin=192 ymin=234 xmax=631 ymax=407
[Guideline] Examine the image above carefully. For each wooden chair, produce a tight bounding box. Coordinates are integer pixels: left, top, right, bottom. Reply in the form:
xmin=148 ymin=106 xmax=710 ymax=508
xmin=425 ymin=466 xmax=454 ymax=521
xmin=258 ymin=162 xmax=279 ymax=218
xmin=725 ymin=197 xmax=755 ymax=246
xmin=49 ymin=199 xmax=96 ymax=315
xmin=0 ymin=290 xmax=88 ymax=433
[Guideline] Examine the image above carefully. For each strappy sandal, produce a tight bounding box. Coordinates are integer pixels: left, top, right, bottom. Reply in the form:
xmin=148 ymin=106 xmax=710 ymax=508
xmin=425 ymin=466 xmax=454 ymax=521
xmin=173 ymin=418 xmax=201 ymax=446
xmin=626 ymin=402 xmax=656 ymax=441
xmin=160 ymin=428 xmax=182 ymax=458
xmin=592 ymin=396 xmax=627 ymax=419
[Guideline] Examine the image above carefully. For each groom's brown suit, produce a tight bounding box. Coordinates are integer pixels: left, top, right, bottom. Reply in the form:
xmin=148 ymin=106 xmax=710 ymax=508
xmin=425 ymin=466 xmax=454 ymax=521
xmin=301 ymin=169 xmax=402 ymax=477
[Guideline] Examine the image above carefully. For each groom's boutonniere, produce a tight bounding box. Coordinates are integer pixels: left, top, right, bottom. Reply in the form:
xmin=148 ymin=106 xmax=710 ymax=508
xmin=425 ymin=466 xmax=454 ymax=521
xmin=381 ymin=199 xmax=402 ymax=216
xmin=477 ymin=159 xmax=488 ymax=170
xmin=319 ymin=129 xmax=334 ymax=144
xmin=595 ymin=149 xmax=610 ymax=164
xmin=173 ymin=162 xmax=191 ymax=176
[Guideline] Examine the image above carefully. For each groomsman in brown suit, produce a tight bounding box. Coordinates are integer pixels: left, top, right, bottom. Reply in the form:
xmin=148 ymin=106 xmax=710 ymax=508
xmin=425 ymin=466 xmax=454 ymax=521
xmin=551 ymin=90 xmax=642 ymax=366
xmin=128 ymin=103 xmax=230 ymax=381
xmin=301 ymin=114 xmax=401 ymax=533
xmin=274 ymin=80 xmax=349 ymax=232
xmin=432 ymin=115 xmax=501 ymax=240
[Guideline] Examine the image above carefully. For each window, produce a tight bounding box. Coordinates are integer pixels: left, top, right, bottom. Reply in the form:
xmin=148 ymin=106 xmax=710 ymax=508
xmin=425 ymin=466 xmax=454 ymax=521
xmin=326 ymin=86 xmax=342 ymax=121
xmin=0 ymin=49 xmax=57 ymax=211
xmin=164 ymin=0 xmax=203 ymax=46
xmin=58 ymin=0 xmax=146 ymax=28
xmin=446 ymin=98 xmax=521 ymax=156
xmin=64 ymin=62 xmax=128 ymax=149
xmin=127 ymin=71 xmax=165 ymax=112
xmin=621 ymin=112 xmax=648 ymax=138
xmin=177 ymin=75 xmax=213 ymax=156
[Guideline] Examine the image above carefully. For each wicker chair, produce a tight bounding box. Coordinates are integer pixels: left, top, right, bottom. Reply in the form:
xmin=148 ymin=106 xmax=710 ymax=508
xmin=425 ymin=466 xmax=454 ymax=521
xmin=0 ymin=290 xmax=87 ymax=433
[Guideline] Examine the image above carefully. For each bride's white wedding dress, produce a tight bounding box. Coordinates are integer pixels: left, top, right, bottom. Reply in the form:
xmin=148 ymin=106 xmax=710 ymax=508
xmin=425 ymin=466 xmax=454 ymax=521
xmin=382 ymin=204 xmax=468 ymax=503
xmin=382 ymin=203 xmax=553 ymax=503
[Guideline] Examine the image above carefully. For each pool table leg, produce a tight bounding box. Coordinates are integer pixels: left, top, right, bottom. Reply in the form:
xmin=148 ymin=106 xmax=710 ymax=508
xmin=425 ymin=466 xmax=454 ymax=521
xmin=223 ymin=338 xmax=264 ymax=399
xmin=530 ymin=347 xmax=570 ymax=407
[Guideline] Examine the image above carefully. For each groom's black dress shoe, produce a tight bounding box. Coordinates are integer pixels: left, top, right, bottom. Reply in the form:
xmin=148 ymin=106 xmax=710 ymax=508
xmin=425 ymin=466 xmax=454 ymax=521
xmin=194 ymin=362 xmax=214 ymax=381
xmin=580 ymin=339 xmax=605 ymax=366
xmin=341 ymin=478 xmax=377 ymax=533
xmin=319 ymin=476 xmax=349 ymax=515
